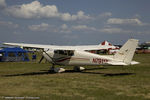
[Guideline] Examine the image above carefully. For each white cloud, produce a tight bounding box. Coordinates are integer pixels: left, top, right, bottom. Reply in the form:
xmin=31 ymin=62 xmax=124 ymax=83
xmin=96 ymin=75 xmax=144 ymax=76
xmin=107 ymin=18 xmax=144 ymax=26
xmin=61 ymin=13 xmax=72 ymax=21
xmin=28 ymin=23 xmax=49 ymax=31
xmin=60 ymin=29 xmax=71 ymax=34
xmin=29 ymin=23 xmax=134 ymax=34
xmin=60 ymin=24 xmax=71 ymax=33
xmin=4 ymin=1 xmax=91 ymax=21
xmin=0 ymin=20 xmax=18 ymax=28
xmin=61 ymin=11 xmax=91 ymax=21
xmin=100 ymin=27 xmax=131 ymax=34
xmin=72 ymin=25 xmax=97 ymax=31
xmin=28 ymin=23 xmax=98 ymax=33
xmin=5 ymin=1 xmax=59 ymax=19
xmin=28 ymin=23 xmax=71 ymax=33
xmin=100 ymin=27 xmax=122 ymax=33
xmin=0 ymin=0 xmax=6 ymax=8
xmin=99 ymin=12 xmax=112 ymax=18
xmin=72 ymin=25 xmax=88 ymax=30
xmin=76 ymin=11 xmax=91 ymax=20
xmin=60 ymin=24 xmax=98 ymax=33
xmin=61 ymin=24 xmax=68 ymax=30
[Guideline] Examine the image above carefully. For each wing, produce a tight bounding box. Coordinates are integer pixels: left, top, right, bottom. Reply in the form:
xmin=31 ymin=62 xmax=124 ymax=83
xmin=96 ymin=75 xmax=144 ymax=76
xmin=3 ymin=42 xmax=75 ymax=50
xmin=75 ymin=45 xmax=117 ymax=51
xmin=3 ymin=42 xmax=117 ymax=51
xmin=3 ymin=42 xmax=50 ymax=49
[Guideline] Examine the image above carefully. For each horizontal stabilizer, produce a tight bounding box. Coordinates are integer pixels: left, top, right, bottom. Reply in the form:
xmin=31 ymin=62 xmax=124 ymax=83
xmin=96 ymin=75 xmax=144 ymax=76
xmin=106 ymin=61 xmax=127 ymax=66
xmin=130 ymin=61 xmax=140 ymax=65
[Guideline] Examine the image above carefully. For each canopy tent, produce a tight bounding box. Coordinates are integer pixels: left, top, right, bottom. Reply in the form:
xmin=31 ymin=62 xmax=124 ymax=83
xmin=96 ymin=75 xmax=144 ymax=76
xmin=0 ymin=47 xmax=29 ymax=62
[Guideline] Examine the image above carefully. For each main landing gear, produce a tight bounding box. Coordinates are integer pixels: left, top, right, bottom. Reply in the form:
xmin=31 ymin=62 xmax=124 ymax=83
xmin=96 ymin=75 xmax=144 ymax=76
xmin=49 ymin=65 xmax=85 ymax=73
xmin=49 ymin=64 xmax=66 ymax=73
xmin=73 ymin=66 xmax=85 ymax=72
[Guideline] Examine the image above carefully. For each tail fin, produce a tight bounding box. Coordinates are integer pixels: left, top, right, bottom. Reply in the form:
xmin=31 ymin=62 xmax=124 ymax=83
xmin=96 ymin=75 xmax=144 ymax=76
xmin=114 ymin=39 xmax=139 ymax=65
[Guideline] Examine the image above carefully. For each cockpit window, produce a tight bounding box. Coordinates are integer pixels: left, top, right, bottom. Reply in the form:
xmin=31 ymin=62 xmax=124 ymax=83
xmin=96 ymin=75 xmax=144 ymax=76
xmin=54 ymin=50 xmax=74 ymax=56
xmin=67 ymin=50 xmax=74 ymax=56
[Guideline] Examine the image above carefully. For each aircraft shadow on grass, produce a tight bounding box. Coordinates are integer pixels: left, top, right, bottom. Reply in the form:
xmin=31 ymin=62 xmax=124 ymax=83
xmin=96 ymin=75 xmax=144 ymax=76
xmin=1 ymin=67 xmax=135 ymax=77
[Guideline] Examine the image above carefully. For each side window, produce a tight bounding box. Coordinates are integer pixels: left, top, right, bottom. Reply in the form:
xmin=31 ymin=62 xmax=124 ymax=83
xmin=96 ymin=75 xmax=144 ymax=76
xmin=54 ymin=50 xmax=59 ymax=54
xmin=68 ymin=51 xmax=74 ymax=56
xmin=59 ymin=50 xmax=65 ymax=55
xmin=54 ymin=50 xmax=65 ymax=55
xmin=54 ymin=50 xmax=74 ymax=56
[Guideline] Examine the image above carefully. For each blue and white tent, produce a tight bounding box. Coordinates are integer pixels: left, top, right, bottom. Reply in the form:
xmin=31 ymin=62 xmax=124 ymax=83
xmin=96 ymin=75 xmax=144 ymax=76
xmin=0 ymin=47 xmax=29 ymax=62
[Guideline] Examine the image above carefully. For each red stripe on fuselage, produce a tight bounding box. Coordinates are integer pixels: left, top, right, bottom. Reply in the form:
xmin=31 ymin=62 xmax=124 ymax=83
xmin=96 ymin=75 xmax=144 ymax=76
xmin=56 ymin=57 xmax=90 ymax=62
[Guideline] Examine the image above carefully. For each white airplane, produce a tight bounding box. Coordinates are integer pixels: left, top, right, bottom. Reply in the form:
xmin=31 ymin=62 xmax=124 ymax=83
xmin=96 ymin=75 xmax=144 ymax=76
xmin=3 ymin=39 xmax=139 ymax=73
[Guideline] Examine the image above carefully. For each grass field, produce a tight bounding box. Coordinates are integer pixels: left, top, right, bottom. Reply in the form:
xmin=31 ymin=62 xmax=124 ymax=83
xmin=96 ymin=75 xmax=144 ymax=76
xmin=0 ymin=54 xmax=150 ymax=100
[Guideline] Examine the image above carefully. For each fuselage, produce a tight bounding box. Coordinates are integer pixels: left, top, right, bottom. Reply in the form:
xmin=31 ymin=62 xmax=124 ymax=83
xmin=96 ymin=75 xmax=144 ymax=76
xmin=43 ymin=49 xmax=114 ymax=66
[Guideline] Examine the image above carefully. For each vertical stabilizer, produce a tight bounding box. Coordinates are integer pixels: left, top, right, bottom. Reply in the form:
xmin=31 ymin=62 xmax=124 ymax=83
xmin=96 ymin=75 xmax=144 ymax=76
xmin=114 ymin=39 xmax=138 ymax=65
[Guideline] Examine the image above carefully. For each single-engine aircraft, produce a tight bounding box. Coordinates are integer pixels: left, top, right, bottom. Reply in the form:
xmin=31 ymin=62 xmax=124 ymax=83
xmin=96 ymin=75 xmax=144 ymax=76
xmin=3 ymin=39 xmax=139 ymax=73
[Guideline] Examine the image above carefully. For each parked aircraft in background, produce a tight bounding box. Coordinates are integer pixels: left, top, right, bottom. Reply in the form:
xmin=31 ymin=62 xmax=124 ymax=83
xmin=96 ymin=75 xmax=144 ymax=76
xmin=3 ymin=39 xmax=139 ymax=73
xmin=89 ymin=40 xmax=119 ymax=54
xmin=100 ymin=40 xmax=118 ymax=48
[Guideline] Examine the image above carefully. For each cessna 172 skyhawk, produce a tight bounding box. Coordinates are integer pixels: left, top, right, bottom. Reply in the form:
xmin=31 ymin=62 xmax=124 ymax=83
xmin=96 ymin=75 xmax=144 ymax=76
xmin=3 ymin=39 xmax=139 ymax=73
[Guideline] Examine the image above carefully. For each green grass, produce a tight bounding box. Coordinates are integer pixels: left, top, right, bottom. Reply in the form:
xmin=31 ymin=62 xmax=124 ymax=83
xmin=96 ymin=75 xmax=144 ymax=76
xmin=0 ymin=54 xmax=150 ymax=100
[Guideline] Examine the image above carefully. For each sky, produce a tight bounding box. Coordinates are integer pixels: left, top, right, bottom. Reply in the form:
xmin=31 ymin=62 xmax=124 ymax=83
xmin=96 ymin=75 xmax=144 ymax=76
xmin=0 ymin=0 xmax=150 ymax=46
